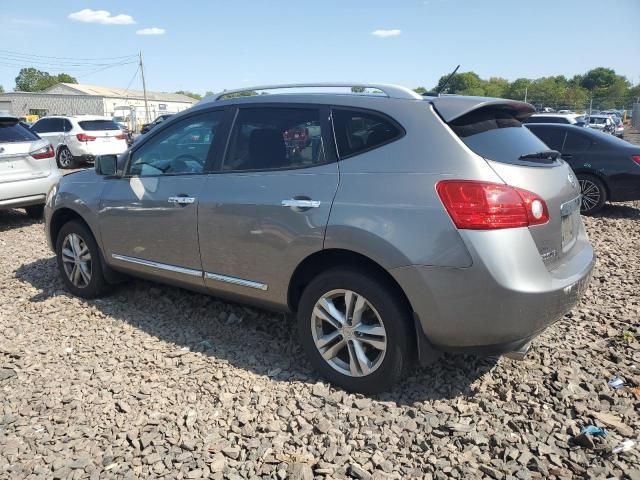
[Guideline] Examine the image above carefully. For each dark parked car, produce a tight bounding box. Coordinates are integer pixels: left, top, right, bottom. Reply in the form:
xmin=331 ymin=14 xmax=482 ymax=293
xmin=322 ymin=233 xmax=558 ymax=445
xmin=526 ymin=123 xmax=640 ymax=214
xmin=140 ymin=114 xmax=173 ymax=134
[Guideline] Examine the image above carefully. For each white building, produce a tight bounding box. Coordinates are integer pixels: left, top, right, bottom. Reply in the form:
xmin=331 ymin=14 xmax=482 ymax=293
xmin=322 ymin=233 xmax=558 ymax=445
xmin=0 ymin=83 xmax=197 ymax=127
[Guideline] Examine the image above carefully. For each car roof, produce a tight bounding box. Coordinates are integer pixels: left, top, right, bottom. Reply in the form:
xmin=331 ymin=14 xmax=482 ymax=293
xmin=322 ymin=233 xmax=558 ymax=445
xmin=531 ymin=113 xmax=576 ymax=118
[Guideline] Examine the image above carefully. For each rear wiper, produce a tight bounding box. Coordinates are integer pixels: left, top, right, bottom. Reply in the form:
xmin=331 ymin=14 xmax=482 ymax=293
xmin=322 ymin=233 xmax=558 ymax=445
xmin=518 ymin=150 xmax=560 ymax=160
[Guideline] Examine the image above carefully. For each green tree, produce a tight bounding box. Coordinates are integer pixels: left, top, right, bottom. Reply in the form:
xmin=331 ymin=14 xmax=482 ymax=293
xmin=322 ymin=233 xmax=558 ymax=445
xmin=204 ymin=91 xmax=215 ymax=97
xmin=580 ymin=68 xmax=630 ymax=109
xmin=483 ymin=77 xmax=509 ymax=98
xmin=0 ymin=85 xmax=4 ymax=94
xmin=435 ymin=71 xmax=486 ymax=96
xmin=175 ymin=90 xmax=203 ymax=100
xmin=413 ymin=86 xmax=428 ymax=94
xmin=14 ymin=68 xmax=77 ymax=92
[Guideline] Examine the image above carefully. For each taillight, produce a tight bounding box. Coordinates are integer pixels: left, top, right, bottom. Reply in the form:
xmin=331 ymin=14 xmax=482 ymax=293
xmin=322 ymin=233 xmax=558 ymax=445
xmin=436 ymin=180 xmax=549 ymax=230
xmin=76 ymin=133 xmax=96 ymax=142
xmin=632 ymin=155 xmax=640 ymax=166
xmin=30 ymin=144 xmax=55 ymax=160
xmin=115 ymin=133 xmax=127 ymax=140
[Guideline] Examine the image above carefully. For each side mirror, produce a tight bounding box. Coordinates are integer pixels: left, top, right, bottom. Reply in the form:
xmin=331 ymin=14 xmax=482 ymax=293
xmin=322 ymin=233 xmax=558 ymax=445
xmin=95 ymin=154 xmax=117 ymax=176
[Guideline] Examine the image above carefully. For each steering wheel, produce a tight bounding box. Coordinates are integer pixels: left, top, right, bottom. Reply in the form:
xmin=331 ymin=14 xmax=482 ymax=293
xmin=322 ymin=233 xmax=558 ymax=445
xmin=166 ymin=154 xmax=201 ymax=173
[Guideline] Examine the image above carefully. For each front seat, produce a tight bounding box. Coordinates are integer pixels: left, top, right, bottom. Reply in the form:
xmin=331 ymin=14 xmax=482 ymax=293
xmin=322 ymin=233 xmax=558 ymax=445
xmin=249 ymin=128 xmax=286 ymax=169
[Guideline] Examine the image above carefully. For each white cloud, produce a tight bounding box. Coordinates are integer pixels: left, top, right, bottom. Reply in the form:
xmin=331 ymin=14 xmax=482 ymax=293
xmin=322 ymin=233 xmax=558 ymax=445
xmin=371 ymin=29 xmax=402 ymax=38
xmin=68 ymin=9 xmax=135 ymax=25
xmin=136 ymin=27 xmax=166 ymax=36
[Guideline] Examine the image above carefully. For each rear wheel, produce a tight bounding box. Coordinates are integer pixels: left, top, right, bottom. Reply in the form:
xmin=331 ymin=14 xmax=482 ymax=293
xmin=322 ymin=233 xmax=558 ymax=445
xmin=56 ymin=146 xmax=76 ymax=169
xmin=297 ymin=268 xmax=413 ymax=394
xmin=578 ymin=174 xmax=607 ymax=215
xmin=24 ymin=204 xmax=44 ymax=219
xmin=55 ymin=220 xmax=110 ymax=298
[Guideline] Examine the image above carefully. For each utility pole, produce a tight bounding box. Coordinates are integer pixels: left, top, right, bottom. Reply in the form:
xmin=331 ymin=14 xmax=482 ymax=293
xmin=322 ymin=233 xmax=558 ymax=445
xmin=524 ymin=86 xmax=528 ymax=103
xmin=589 ymin=95 xmax=593 ymax=116
xmin=139 ymin=51 xmax=150 ymax=125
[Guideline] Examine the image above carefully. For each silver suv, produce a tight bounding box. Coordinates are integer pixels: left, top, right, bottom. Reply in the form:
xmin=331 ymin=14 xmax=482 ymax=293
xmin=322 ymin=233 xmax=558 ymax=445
xmin=44 ymin=84 xmax=595 ymax=393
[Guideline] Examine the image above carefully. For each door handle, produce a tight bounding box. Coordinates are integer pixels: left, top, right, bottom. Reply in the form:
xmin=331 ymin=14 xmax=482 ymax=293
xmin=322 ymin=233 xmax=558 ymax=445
xmin=168 ymin=196 xmax=195 ymax=205
xmin=281 ymin=199 xmax=321 ymax=209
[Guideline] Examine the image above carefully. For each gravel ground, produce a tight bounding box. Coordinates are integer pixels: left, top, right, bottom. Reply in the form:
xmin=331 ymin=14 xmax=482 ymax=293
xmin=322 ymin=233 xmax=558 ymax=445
xmin=2 ymin=142 xmax=640 ymax=479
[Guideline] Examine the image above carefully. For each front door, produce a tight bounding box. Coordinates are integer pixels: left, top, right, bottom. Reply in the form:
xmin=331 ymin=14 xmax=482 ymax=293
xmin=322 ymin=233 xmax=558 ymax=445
xmin=99 ymin=110 xmax=225 ymax=288
xmin=198 ymin=105 xmax=339 ymax=307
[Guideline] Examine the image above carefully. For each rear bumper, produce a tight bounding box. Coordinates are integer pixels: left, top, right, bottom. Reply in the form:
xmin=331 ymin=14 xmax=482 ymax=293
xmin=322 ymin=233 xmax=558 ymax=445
xmin=0 ymin=172 xmax=62 ymax=209
xmin=71 ymin=141 xmax=128 ymax=158
xmin=391 ymin=227 xmax=595 ymax=354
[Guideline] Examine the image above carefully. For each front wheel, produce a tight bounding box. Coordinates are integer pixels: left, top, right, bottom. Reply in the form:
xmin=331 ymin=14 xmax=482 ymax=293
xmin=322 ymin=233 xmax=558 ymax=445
xmin=578 ymin=174 xmax=607 ymax=215
xmin=55 ymin=220 xmax=110 ymax=298
xmin=297 ymin=268 xmax=413 ymax=394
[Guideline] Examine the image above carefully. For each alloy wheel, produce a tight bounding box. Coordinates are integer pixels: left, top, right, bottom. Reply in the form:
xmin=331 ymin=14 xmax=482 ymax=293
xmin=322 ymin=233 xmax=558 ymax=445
xmin=311 ymin=289 xmax=387 ymax=377
xmin=58 ymin=148 xmax=72 ymax=168
xmin=579 ymin=178 xmax=601 ymax=212
xmin=61 ymin=233 xmax=92 ymax=288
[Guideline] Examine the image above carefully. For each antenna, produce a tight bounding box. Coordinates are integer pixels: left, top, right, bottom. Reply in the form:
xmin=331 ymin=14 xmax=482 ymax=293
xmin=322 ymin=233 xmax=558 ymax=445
xmin=436 ymin=64 xmax=460 ymax=94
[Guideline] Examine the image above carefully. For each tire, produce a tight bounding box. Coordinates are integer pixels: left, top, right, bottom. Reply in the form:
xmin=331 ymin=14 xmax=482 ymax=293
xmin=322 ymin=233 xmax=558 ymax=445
xmin=297 ymin=268 xmax=413 ymax=394
xmin=55 ymin=220 xmax=110 ymax=298
xmin=56 ymin=146 xmax=76 ymax=169
xmin=24 ymin=204 xmax=44 ymax=219
xmin=578 ymin=174 xmax=607 ymax=215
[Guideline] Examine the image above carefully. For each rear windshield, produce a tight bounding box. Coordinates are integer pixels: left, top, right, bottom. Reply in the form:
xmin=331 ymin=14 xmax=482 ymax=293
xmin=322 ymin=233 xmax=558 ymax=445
xmin=78 ymin=120 xmax=120 ymax=131
xmin=0 ymin=120 xmax=40 ymax=143
xmin=449 ymin=108 xmax=553 ymax=165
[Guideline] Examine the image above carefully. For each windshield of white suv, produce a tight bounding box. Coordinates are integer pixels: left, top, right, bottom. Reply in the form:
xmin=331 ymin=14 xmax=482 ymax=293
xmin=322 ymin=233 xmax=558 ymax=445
xmin=79 ymin=120 xmax=120 ymax=131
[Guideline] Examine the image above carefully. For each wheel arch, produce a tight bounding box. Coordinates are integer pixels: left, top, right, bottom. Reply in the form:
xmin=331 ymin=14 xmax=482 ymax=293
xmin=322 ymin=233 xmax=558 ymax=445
xmin=572 ymin=168 xmax=611 ymax=198
xmin=288 ymin=248 xmax=414 ymax=314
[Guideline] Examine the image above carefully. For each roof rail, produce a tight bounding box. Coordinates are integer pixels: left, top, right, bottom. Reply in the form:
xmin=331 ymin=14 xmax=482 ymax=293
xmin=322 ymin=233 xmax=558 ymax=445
xmin=211 ymin=83 xmax=423 ymax=101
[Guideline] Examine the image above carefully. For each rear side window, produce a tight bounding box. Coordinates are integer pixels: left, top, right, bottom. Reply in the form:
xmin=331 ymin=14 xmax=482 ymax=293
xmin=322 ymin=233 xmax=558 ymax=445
xmin=526 ymin=125 xmax=566 ymax=151
xmin=32 ymin=118 xmax=55 ymax=133
xmin=332 ymin=109 xmax=403 ymax=158
xmin=224 ymin=107 xmax=326 ymax=171
xmin=0 ymin=120 xmax=40 ymax=142
xmin=450 ymin=108 xmax=553 ymax=165
xmin=79 ymin=120 xmax=120 ymax=131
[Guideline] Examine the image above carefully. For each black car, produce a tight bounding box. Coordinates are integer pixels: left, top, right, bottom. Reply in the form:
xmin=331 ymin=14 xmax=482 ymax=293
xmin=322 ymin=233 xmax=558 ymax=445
xmin=526 ymin=123 xmax=640 ymax=214
xmin=140 ymin=114 xmax=173 ymax=134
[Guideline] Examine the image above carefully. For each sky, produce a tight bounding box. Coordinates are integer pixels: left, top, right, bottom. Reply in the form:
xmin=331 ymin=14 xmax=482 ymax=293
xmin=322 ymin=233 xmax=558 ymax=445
xmin=1 ymin=0 xmax=639 ymax=95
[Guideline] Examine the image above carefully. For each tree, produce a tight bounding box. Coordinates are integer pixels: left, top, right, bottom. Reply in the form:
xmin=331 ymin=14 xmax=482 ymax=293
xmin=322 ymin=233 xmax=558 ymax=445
xmin=505 ymin=78 xmax=531 ymax=101
xmin=175 ymin=90 xmax=202 ymax=100
xmin=413 ymin=87 xmax=428 ymax=94
xmin=14 ymin=68 xmax=77 ymax=92
xmin=204 ymin=91 xmax=215 ymax=97
xmin=435 ymin=71 xmax=485 ymax=96
xmin=483 ymin=77 xmax=509 ymax=98
xmin=0 ymin=85 xmax=4 ymax=94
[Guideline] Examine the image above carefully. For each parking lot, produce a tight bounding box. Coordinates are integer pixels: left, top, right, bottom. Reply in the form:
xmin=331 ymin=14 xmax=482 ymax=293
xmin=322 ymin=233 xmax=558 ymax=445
xmin=0 ymin=131 xmax=638 ymax=479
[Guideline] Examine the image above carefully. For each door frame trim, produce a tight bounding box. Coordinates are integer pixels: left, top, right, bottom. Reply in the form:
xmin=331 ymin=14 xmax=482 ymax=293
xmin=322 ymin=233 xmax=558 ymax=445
xmin=111 ymin=253 xmax=202 ymax=277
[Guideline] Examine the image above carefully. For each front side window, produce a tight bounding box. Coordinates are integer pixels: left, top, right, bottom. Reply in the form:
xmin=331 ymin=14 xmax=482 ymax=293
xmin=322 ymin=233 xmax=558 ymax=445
xmin=224 ymin=107 xmax=325 ymax=171
xmin=332 ymin=109 xmax=403 ymax=158
xmin=128 ymin=111 xmax=222 ymax=176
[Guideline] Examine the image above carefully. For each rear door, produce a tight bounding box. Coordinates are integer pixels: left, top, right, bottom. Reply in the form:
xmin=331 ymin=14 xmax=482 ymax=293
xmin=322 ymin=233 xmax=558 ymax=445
xmin=197 ymin=105 xmax=338 ymax=307
xmin=0 ymin=119 xmax=51 ymax=186
xmin=439 ymin=104 xmax=583 ymax=267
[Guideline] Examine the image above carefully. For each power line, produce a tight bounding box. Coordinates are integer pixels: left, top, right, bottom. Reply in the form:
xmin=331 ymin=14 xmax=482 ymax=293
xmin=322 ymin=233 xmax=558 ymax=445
xmin=0 ymin=49 xmax=137 ymax=62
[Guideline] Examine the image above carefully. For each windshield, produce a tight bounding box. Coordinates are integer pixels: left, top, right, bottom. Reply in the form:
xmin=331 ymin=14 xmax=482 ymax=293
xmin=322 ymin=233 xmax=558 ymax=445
xmin=79 ymin=120 xmax=120 ymax=131
xmin=449 ymin=108 xmax=554 ymax=165
xmin=0 ymin=119 xmax=40 ymax=143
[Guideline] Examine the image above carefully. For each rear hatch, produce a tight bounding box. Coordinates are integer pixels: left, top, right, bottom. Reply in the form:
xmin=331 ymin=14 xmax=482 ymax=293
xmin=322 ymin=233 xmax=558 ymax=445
xmin=0 ymin=118 xmax=52 ymax=184
xmin=77 ymin=119 xmax=127 ymax=153
xmin=430 ymin=97 xmax=583 ymax=268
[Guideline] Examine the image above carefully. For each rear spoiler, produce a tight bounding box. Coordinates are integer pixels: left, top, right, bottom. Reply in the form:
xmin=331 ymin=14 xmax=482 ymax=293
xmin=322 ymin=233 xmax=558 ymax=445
xmin=426 ymin=95 xmax=535 ymax=123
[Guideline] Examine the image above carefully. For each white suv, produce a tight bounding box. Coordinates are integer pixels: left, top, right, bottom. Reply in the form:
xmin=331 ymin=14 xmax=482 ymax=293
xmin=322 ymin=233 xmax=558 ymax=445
xmin=0 ymin=115 xmax=61 ymax=218
xmin=31 ymin=115 xmax=128 ymax=169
